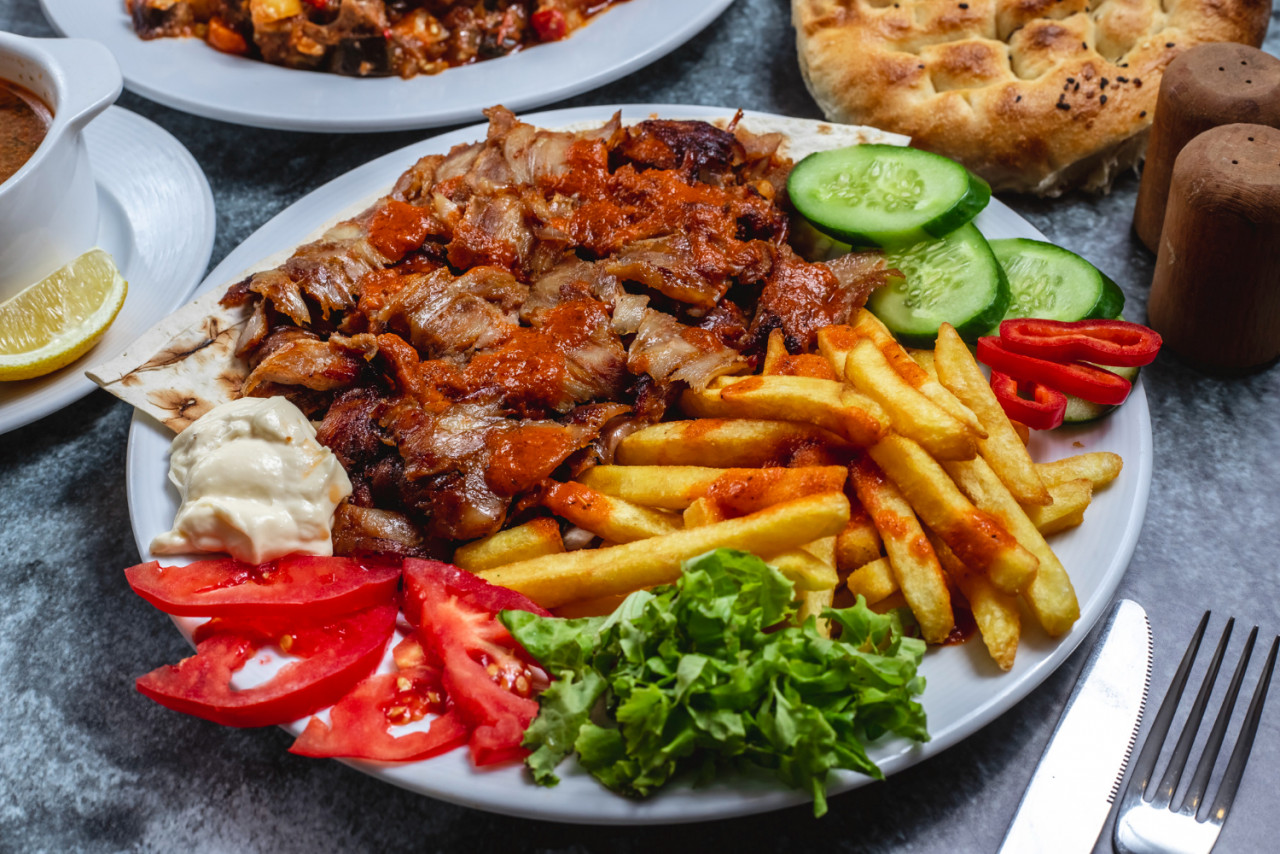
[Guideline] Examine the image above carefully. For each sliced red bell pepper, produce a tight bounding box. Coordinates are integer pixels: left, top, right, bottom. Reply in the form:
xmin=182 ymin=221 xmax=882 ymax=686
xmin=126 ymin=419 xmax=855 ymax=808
xmin=976 ymin=336 xmax=1132 ymax=406
xmin=997 ymin=318 xmax=1162 ymax=367
xmin=989 ymin=371 xmax=1066 ymax=431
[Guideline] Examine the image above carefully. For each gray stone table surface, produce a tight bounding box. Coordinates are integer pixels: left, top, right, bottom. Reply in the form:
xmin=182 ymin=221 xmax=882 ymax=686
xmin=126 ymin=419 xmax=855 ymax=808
xmin=3 ymin=2 xmax=1279 ymax=851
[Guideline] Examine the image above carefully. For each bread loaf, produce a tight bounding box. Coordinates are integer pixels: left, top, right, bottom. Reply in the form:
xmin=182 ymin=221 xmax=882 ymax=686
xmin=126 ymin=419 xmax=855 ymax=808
xmin=793 ymin=0 xmax=1272 ymax=195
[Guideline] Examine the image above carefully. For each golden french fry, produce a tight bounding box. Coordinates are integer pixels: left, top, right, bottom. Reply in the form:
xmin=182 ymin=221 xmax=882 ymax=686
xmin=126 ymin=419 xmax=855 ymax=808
xmin=767 ymin=547 xmax=840 ymax=592
xmin=541 ymin=481 xmax=681 ymax=543
xmin=933 ymin=323 xmax=1052 ymax=506
xmin=846 ymin=338 xmax=977 ymax=460
xmin=579 ymin=464 xmax=847 ymax=513
xmin=929 ymin=533 xmax=1020 ymax=671
xmin=836 ymin=503 xmax=883 ymax=574
xmin=553 ymin=592 xmax=631 ymax=619
xmin=478 ymin=492 xmax=851 ymax=608
xmin=1036 ymin=452 xmax=1124 ymax=490
xmin=824 ymin=320 xmax=986 ymax=438
xmin=761 ymin=331 xmax=839 ymax=380
xmin=868 ymin=434 xmax=1039 ymax=594
xmin=682 ymin=496 xmax=726 ymax=528
xmin=798 ymin=587 xmax=835 ymax=637
xmin=869 ymin=591 xmax=909 ymax=614
xmin=1011 ymin=419 xmax=1030 ymax=446
xmin=615 ymin=419 xmax=851 ymax=467
xmin=1026 ymin=478 xmax=1094 ymax=535
xmin=681 ymin=375 xmax=888 ymax=446
xmin=803 ymin=535 xmax=837 ymax=567
xmin=849 ymin=455 xmax=954 ymax=644
xmin=681 ymin=495 xmax=837 ymax=592
xmin=846 ymin=556 xmax=898 ymax=605
xmin=942 ymin=455 xmax=1080 ymax=636
xmin=763 ymin=328 xmax=787 ymax=374
xmin=453 ymin=517 xmax=564 ymax=571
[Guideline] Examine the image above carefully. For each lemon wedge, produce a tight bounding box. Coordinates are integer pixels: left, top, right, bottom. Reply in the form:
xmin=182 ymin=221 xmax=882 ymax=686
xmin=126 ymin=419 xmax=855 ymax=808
xmin=0 ymin=249 xmax=128 ymax=382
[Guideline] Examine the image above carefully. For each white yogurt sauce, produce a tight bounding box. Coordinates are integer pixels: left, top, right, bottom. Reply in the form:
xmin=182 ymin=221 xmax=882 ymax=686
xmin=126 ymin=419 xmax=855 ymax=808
xmin=151 ymin=396 xmax=352 ymax=564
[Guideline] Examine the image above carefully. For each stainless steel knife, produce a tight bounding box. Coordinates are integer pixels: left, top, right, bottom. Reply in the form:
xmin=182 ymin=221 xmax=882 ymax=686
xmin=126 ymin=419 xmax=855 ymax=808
xmin=997 ymin=598 xmax=1152 ymax=854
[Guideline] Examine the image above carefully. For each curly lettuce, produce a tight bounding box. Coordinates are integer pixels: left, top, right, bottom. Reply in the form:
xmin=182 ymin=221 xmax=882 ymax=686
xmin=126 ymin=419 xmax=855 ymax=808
xmin=500 ymin=548 xmax=928 ymax=816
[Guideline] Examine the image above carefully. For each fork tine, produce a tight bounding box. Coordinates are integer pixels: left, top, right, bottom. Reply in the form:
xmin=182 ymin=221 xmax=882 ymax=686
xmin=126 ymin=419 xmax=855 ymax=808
xmin=1179 ymin=626 xmax=1257 ymax=815
xmin=1207 ymin=633 xmax=1279 ymax=825
xmin=1150 ymin=617 xmax=1235 ymax=809
xmin=1122 ymin=611 xmax=1210 ymax=810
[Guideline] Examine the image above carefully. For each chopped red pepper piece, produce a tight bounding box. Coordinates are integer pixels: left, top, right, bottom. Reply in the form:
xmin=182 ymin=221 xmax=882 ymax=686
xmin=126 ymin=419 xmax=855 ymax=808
xmin=998 ymin=318 xmax=1162 ymax=367
xmin=989 ymin=371 xmax=1066 ymax=431
xmin=976 ymin=337 xmax=1132 ymax=406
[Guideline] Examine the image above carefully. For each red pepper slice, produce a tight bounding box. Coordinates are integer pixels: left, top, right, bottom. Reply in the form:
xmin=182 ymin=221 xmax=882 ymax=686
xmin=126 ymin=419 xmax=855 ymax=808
xmin=976 ymin=337 xmax=1132 ymax=406
xmin=998 ymin=318 xmax=1162 ymax=367
xmin=989 ymin=371 xmax=1066 ymax=431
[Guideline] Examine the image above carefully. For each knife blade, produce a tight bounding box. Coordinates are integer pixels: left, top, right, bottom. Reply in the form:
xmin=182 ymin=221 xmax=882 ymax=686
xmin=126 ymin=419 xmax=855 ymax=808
xmin=998 ymin=598 xmax=1152 ymax=854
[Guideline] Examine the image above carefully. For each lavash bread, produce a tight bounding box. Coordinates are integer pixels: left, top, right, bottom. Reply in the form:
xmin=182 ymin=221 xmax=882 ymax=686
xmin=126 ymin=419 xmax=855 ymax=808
xmin=794 ymin=0 xmax=1272 ymax=196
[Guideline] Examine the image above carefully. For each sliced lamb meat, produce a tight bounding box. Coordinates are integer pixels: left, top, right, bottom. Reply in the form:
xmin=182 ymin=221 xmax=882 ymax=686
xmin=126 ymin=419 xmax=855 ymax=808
xmin=626 ymin=309 xmax=747 ymax=391
xmin=241 ymin=334 xmax=367 ymax=397
xmin=749 ymin=245 xmax=892 ymax=352
xmin=369 ymin=265 xmax=526 ymax=359
xmin=331 ymin=502 xmax=443 ymax=559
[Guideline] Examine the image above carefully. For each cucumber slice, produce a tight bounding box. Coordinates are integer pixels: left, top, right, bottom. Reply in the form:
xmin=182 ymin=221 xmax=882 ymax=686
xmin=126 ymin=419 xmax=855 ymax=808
xmin=788 ymin=144 xmax=991 ymax=248
xmin=1062 ymin=364 xmax=1140 ymax=423
xmin=866 ymin=223 xmax=1009 ymax=349
xmin=989 ymin=239 xmax=1125 ymax=331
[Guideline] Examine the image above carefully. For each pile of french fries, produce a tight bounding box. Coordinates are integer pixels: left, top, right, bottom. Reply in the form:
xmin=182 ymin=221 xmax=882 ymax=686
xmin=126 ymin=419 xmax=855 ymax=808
xmin=461 ymin=310 xmax=1122 ymax=671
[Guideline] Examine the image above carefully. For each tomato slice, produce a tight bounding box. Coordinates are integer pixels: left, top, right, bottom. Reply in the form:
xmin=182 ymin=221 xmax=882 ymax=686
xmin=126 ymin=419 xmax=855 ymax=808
xmin=136 ymin=604 xmax=397 ymax=727
xmin=401 ymin=560 xmax=549 ymax=766
xmin=288 ymin=667 xmax=470 ymax=761
xmin=125 ymin=555 xmax=402 ymax=621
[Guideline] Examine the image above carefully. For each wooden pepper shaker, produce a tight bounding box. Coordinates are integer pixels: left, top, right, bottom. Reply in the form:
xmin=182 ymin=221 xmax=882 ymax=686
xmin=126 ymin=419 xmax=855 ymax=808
xmin=1133 ymin=44 xmax=1280 ymax=252
xmin=1147 ymin=123 xmax=1280 ymax=372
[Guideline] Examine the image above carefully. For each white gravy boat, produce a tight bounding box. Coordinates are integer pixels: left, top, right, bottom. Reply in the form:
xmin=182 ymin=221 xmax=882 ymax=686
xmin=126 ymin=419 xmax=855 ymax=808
xmin=0 ymin=33 xmax=122 ymax=302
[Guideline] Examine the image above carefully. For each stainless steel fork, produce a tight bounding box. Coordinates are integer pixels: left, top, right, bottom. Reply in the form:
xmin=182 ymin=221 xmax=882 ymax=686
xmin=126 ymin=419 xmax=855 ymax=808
xmin=1113 ymin=612 xmax=1279 ymax=854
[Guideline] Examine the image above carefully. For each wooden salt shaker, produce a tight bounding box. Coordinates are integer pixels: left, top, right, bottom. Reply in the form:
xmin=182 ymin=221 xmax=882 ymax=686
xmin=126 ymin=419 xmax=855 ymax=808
xmin=1133 ymin=44 xmax=1280 ymax=252
xmin=1148 ymin=123 xmax=1280 ymax=372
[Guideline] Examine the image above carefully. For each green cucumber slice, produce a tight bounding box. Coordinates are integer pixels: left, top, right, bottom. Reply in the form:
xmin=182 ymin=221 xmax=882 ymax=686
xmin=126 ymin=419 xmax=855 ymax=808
xmin=989 ymin=238 xmax=1125 ymax=331
xmin=788 ymin=144 xmax=991 ymax=249
xmin=1062 ymin=364 xmax=1140 ymax=423
xmin=866 ymin=222 xmax=1009 ymax=349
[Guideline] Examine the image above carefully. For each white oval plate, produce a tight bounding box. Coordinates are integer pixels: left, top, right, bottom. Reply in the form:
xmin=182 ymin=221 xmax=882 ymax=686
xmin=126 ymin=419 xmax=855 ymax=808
xmin=40 ymin=0 xmax=736 ymax=132
xmin=126 ymin=105 xmax=1153 ymax=824
xmin=0 ymin=106 xmax=214 ymax=436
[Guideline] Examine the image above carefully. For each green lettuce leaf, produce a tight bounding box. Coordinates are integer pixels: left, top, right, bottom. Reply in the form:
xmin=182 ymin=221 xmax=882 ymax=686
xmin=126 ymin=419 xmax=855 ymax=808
xmin=501 ymin=549 xmax=929 ymax=816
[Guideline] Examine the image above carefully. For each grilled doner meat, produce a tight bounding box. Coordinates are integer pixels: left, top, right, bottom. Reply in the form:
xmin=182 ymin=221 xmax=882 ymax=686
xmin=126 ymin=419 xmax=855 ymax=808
xmin=224 ymin=107 xmax=891 ymax=550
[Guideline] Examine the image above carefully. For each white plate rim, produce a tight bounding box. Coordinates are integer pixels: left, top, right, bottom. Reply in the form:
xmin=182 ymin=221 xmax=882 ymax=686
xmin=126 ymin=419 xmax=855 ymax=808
xmin=0 ymin=105 xmax=215 ymax=436
xmin=124 ymin=104 xmax=1153 ymax=824
xmin=39 ymin=0 xmax=737 ymax=132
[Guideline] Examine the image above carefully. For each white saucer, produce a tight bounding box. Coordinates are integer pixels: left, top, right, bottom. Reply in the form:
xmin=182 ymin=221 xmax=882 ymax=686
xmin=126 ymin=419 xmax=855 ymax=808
xmin=0 ymin=106 xmax=215 ymax=435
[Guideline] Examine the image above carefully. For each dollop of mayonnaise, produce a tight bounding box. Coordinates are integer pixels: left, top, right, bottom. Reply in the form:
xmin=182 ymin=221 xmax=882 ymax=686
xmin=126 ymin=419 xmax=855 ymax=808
xmin=150 ymin=396 xmax=352 ymax=565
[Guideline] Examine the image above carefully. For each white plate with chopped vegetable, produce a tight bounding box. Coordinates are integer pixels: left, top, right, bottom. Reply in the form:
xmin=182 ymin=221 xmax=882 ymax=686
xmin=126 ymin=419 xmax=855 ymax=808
xmin=40 ymin=0 xmax=735 ymax=132
xmin=124 ymin=104 xmax=1153 ymax=823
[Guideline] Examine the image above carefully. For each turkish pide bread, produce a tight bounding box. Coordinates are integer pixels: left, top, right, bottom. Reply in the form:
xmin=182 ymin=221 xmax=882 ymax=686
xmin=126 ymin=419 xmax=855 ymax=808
xmin=794 ymin=0 xmax=1271 ymax=195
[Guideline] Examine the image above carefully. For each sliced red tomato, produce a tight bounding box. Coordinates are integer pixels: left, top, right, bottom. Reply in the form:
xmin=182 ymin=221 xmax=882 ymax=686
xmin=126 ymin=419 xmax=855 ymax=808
xmin=136 ymin=604 xmax=397 ymax=727
xmin=288 ymin=667 xmax=470 ymax=761
xmin=401 ymin=559 xmax=549 ymax=766
xmin=125 ymin=555 xmax=402 ymax=621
